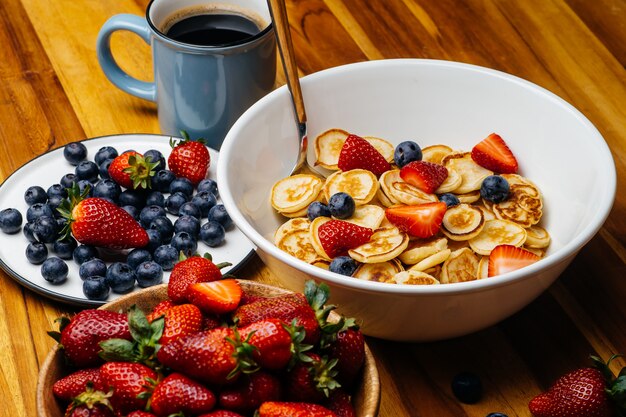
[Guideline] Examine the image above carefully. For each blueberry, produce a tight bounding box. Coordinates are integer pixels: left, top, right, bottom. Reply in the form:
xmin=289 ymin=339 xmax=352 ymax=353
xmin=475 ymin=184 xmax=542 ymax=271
xmin=196 ymin=178 xmax=218 ymax=197
xmin=329 ymin=256 xmax=358 ymax=276
xmin=307 ymin=202 xmax=331 ymax=221
xmin=145 ymin=229 xmax=163 ymax=252
xmin=178 ymin=202 xmax=200 ymax=218
xmin=394 ymin=141 xmax=422 ymax=168
xmin=174 ymin=215 xmax=201 ymax=237
xmin=98 ymin=158 xmax=114 ymax=180
xmin=208 ymin=204 xmax=232 ymax=229
xmin=119 ymin=190 xmax=146 ymax=209
xmin=24 ymin=186 xmax=47 ymax=206
xmin=149 ymin=216 xmax=174 ymax=242
xmin=135 ymin=261 xmax=163 ymax=288
xmin=26 ymin=242 xmax=48 ymax=265
xmin=82 ymin=276 xmax=110 ymax=301
xmin=56 ymin=217 xmax=68 ymax=230
xmin=153 ymin=245 xmax=178 ymax=271
xmin=480 ymin=175 xmax=510 ymax=203
xmin=121 ymin=205 xmax=140 ymax=220
xmin=79 ymin=258 xmax=108 ymax=280
xmin=139 ymin=205 xmax=167 ymax=228
xmin=47 ymin=184 xmax=68 ymax=199
xmin=169 ymin=177 xmax=194 ymax=196
xmin=451 ymin=372 xmax=482 ymax=404
xmin=93 ymin=179 xmax=121 ymax=201
xmin=105 ymin=262 xmax=136 ymax=293
xmin=26 ymin=203 xmax=54 ymax=222
xmin=23 ymin=222 xmax=37 ymax=242
xmin=33 ymin=216 xmax=59 ymax=243
xmin=75 ymin=160 xmax=99 ymax=182
xmin=127 ymin=248 xmax=152 ymax=270
xmin=59 ymin=173 xmax=77 ymax=189
xmin=152 ymin=169 xmax=175 ymax=192
xmin=41 ymin=257 xmax=69 ymax=284
xmin=486 ymin=414 xmax=508 ymax=417
xmin=144 ymin=149 xmax=166 ymax=171
xmin=439 ymin=193 xmax=460 ymax=207
xmin=76 ymin=180 xmax=93 ymax=196
xmin=191 ymin=191 xmax=217 ymax=218
xmin=199 ymin=221 xmax=225 ymax=247
xmin=63 ymin=142 xmax=88 ymax=165
xmin=165 ymin=192 xmax=189 ymax=215
xmin=146 ymin=191 xmax=165 ymax=207
xmin=47 ymin=195 xmax=65 ymax=217
xmin=171 ymin=231 xmax=197 ymax=257
xmin=94 ymin=146 xmax=118 ymax=165
xmin=0 ymin=208 xmax=22 ymax=234
xmin=53 ymin=237 xmax=78 ymax=260
xmin=73 ymin=245 xmax=98 ymax=265
xmin=328 ymin=193 xmax=355 ymax=219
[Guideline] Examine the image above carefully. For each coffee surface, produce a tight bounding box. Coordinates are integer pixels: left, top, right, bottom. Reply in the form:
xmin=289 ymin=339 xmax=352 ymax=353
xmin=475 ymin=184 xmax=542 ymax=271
xmin=166 ymin=12 xmax=260 ymax=46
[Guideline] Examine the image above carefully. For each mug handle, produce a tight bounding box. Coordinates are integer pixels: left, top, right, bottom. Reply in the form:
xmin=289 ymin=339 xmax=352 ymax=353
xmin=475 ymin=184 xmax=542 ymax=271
xmin=96 ymin=14 xmax=156 ymax=102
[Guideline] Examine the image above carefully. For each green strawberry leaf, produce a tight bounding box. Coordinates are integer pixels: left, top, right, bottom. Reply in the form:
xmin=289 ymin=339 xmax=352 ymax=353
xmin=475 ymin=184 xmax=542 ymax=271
xmin=98 ymin=338 xmax=136 ymax=362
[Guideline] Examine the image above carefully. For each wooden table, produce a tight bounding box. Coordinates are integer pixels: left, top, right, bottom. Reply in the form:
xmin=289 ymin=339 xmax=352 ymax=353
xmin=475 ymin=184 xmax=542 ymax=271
xmin=1 ymin=0 xmax=625 ymax=416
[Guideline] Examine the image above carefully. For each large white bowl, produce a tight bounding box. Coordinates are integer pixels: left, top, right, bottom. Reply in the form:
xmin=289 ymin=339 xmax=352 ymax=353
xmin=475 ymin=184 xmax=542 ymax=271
xmin=218 ymin=59 xmax=616 ymax=341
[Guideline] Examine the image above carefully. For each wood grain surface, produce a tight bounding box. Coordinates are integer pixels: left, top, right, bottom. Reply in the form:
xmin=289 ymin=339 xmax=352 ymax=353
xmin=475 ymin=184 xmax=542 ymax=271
xmin=1 ymin=0 xmax=625 ymax=416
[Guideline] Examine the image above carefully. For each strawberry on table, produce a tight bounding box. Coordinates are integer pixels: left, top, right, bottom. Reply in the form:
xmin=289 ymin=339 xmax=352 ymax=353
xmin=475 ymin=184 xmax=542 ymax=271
xmin=471 ymin=133 xmax=518 ymax=174
xmin=258 ymin=401 xmax=338 ymax=417
xmin=108 ymin=151 xmax=159 ymax=190
xmin=167 ymin=254 xmax=230 ymax=304
xmin=188 ymin=279 xmax=243 ymax=315
xmin=337 ymin=134 xmax=391 ymax=177
xmin=385 ymin=202 xmax=447 ymax=238
xmin=99 ymin=362 xmax=157 ymax=414
xmin=488 ymin=244 xmax=540 ymax=277
xmin=317 ymin=220 xmax=373 ymax=258
xmin=168 ymin=132 xmax=211 ymax=185
xmin=149 ymin=372 xmax=216 ymax=417
xmin=400 ymin=160 xmax=448 ymax=193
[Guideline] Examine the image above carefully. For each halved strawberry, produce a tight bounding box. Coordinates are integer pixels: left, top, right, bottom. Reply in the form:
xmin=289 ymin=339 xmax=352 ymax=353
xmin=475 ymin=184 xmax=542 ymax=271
xmin=471 ymin=133 xmax=518 ymax=174
xmin=384 ymin=202 xmax=447 ymax=238
xmin=400 ymin=161 xmax=448 ymax=193
xmin=337 ymin=134 xmax=391 ymax=177
xmin=317 ymin=220 xmax=373 ymax=258
xmin=188 ymin=279 xmax=243 ymax=315
xmin=488 ymin=244 xmax=540 ymax=277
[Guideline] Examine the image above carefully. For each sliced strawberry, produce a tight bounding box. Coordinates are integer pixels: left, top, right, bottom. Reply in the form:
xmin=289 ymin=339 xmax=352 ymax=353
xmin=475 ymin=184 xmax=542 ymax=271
xmin=317 ymin=220 xmax=373 ymax=258
xmin=188 ymin=279 xmax=243 ymax=315
xmin=400 ymin=161 xmax=448 ymax=193
xmin=488 ymin=244 xmax=540 ymax=277
xmin=384 ymin=202 xmax=446 ymax=238
xmin=471 ymin=133 xmax=518 ymax=174
xmin=337 ymin=134 xmax=391 ymax=177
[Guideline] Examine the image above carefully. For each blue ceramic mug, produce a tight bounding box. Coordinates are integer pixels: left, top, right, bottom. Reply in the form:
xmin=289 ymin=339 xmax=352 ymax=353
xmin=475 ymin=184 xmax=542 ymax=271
xmin=97 ymin=0 xmax=276 ymax=149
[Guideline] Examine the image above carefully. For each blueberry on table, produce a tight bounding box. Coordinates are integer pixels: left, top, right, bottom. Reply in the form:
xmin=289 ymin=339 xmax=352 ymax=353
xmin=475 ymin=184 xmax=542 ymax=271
xmin=82 ymin=276 xmax=110 ymax=301
xmin=199 ymin=221 xmax=225 ymax=247
xmin=33 ymin=215 xmax=59 ymax=243
xmin=328 ymin=192 xmax=355 ymax=219
xmin=152 ymin=169 xmax=175 ymax=192
xmin=171 ymin=231 xmax=197 ymax=257
xmin=165 ymin=192 xmax=189 ymax=215
xmin=149 ymin=216 xmax=174 ymax=242
xmin=53 ymin=237 xmax=78 ymax=260
xmin=329 ymin=256 xmax=358 ymax=276
xmin=47 ymin=195 xmax=65 ymax=216
xmin=75 ymin=160 xmax=99 ymax=182
xmin=135 ymin=261 xmax=163 ymax=288
xmin=451 ymin=371 xmax=483 ymax=404
xmin=307 ymin=201 xmax=331 ymax=221
xmin=24 ymin=186 xmax=47 ymax=206
xmin=94 ymin=146 xmax=118 ymax=165
xmin=126 ymin=248 xmax=152 ymax=270
xmin=178 ymin=201 xmax=201 ymax=219
xmin=119 ymin=189 xmax=146 ymax=209
xmin=144 ymin=149 xmax=166 ymax=171
xmin=59 ymin=173 xmax=77 ymax=189
xmin=76 ymin=180 xmax=93 ymax=197
xmin=79 ymin=258 xmax=108 ymax=280
xmin=23 ymin=222 xmax=37 ymax=243
xmin=153 ymin=245 xmax=178 ymax=271
xmin=93 ymin=179 xmax=121 ymax=202
xmin=208 ymin=204 xmax=232 ymax=229
xmin=480 ymin=175 xmax=510 ymax=203
xmin=0 ymin=208 xmax=22 ymax=234
xmin=73 ymin=245 xmax=98 ymax=265
xmin=121 ymin=205 xmax=140 ymax=220
xmin=169 ymin=177 xmax=194 ymax=197
xmin=98 ymin=158 xmax=114 ymax=180
xmin=146 ymin=191 xmax=165 ymax=207
xmin=47 ymin=183 xmax=68 ymax=199
xmin=196 ymin=178 xmax=218 ymax=197
xmin=26 ymin=203 xmax=54 ymax=222
xmin=174 ymin=215 xmax=201 ymax=237
xmin=145 ymin=229 xmax=163 ymax=253
xmin=394 ymin=140 xmax=422 ymax=168
xmin=41 ymin=257 xmax=69 ymax=284
xmin=26 ymin=242 xmax=48 ymax=265
xmin=105 ymin=262 xmax=136 ymax=294
xmin=63 ymin=142 xmax=88 ymax=166
xmin=191 ymin=190 xmax=217 ymax=218
xmin=139 ymin=205 xmax=167 ymax=228
xmin=439 ymin=193 xmax=461 ymax=207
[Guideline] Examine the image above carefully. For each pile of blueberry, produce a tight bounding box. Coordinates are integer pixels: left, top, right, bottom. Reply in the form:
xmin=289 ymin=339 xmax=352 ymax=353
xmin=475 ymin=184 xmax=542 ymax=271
xmin=0 ymin=141 xmax=233 ymax=301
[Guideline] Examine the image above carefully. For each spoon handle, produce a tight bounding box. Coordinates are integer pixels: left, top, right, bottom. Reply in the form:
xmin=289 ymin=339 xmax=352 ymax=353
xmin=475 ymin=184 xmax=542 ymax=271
xmin=267 ymin=0 xmax=307 ymax=124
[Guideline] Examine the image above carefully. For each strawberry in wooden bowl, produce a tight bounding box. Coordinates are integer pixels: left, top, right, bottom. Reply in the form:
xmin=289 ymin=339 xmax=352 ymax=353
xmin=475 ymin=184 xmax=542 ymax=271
xmin=36 ymin=258 xmax=380 ymax=417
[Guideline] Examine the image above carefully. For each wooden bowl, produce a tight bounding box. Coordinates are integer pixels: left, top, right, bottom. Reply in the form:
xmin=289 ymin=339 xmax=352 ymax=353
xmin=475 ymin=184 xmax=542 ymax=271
xmin=37 ymin=280 xmax=381 ymax=417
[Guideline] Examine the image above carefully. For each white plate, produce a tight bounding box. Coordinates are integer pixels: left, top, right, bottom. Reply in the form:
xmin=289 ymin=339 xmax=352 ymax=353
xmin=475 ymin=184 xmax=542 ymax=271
xmin=0 ymin=134 xmax=255 ymax=307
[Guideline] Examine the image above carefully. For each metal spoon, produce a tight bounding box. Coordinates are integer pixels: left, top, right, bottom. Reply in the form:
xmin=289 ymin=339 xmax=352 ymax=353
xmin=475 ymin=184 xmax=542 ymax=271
xmin=267 ymin=0 xmax=309 ymax=175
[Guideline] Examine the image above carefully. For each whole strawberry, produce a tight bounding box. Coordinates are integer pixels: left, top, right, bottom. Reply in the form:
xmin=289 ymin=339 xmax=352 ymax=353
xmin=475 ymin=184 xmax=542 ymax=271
xmin=48 ymin=310 xmax=131 ymax=368
xmin=58 ymin=184 xmax=148 ymax=249
xmin=285 ymin=352 xmax=340 ymax=403
xmin=149 ymin=373 xmax=216 ymax=417
xmin=99 ymin=362 xmax=157 ymax=414
xmin=167 ymin=254 xmax=229 ymax=303
xmin=168 ymin=132 xmax=210 ymax=185
xmin=198 ymin=411 xmax=245 ymax=417
xmin=108 ymin=151 xmax=159 ymax=190
xmin=62 ymin=384 xmax=114 ymax=417
xmin=53 ymin=368 xmax=106 ymax=401
xmin=258 ymin=401 xmax=338 ymax=417
xmin=236 ymin=318 xmax=293 ymax=371
xmin=327 ymin=326 xmax=365 ymax=388
xmin=218 ymin=371 xmax=282 ymax=413
xmin=324 ymin=389 xmax=356 ymax=417
xmin=337 ymin=134 xmax=391 ymax=177
xmin=529 ymin=355 xmax=626 ymax=417
xmin=150 ymin=303 xmax=204 ymax=345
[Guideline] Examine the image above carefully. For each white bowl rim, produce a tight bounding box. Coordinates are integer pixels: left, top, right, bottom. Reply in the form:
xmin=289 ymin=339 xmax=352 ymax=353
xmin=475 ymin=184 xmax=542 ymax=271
xmin=219 ymin=58 xmax=616 ymax=296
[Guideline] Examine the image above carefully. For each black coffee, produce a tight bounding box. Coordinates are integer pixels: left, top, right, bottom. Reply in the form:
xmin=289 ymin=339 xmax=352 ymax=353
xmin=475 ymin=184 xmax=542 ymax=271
xmin=166 ymin=13 xmax=261 ymax=46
